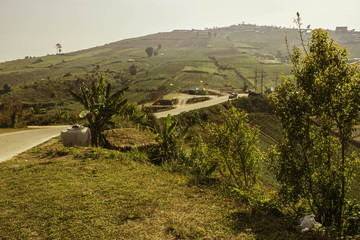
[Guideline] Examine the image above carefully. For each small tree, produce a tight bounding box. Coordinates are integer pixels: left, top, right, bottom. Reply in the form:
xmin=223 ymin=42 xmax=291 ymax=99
xmin=157 ymin=44 xmax=162 ymax=50
xmin=270 ymin=27 xmax=360 ymax=235
xmin=206 ymin=104 xmax=261 ymax=189
xmin=129 ymin=64 xmax=137 ymax=76
xmin=56 ymin=43 xmax=62 ymax=55
xmin=145 ymin=47 xmax=153 ymax=57
xmin=3 ymin=83 xmax=11 ymax=93
xmin=2 ymin=98 xmax=22 ymax=127
xmin=69 ymin=76 xmax=128 ymax=147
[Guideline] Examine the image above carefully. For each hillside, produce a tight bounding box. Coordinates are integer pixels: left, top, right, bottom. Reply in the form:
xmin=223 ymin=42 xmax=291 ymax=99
xmin=1 ymin=23 xmax=359 ymax=119
xmin=1 ymin=23 xmax=360 ymax=239
xmin=0 ymin=138 xmax=322 ymax=240
xmin=0 ymin=24 xmax=308 ymax=110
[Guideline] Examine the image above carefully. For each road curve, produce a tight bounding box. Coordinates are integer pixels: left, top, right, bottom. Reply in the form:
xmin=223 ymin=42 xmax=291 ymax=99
xmin=153 ymin=94 xmax=247 ymax=119
xmin=0 ymin=95 xmax=246 ymax=162
xmin=0 ymin=125 xmax=69 ymax=163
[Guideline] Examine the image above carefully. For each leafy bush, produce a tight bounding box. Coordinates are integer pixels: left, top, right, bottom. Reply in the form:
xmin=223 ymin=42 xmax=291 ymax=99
xmin=204 ymin=104 xmax=261 ymax=189
xmin=148 ymin=114 xmax=185 ymax=166
xmin=69 ymin=76 xmax=128 ymax=147
xmin=189 ymin=136 xmax=218 ymax=178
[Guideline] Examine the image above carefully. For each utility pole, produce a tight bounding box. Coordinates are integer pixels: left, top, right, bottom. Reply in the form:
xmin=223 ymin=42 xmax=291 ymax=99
xmin=254 ymin=68 xmax=257 ymax=92
xmin=261 ymin=68 xmax=264 ymax=94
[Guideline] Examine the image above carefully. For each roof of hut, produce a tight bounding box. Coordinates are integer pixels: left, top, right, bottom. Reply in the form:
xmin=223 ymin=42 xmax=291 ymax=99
xmin=104 ymin=128 xmax=156 ymax=150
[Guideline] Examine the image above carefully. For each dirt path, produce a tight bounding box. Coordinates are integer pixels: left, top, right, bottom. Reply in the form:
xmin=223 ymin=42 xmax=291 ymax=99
xmin=153 ymin=94 xmax=247 ymax=118
xmin=0 ymin=125 xmax=69 ymax=163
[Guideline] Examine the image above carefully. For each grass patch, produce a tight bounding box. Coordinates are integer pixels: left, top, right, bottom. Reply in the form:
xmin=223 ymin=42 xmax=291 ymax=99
xmin=186 ymin=96 xmax=210 ymax=104
xmin=183 ymin=66 xmax=219 ymax=75
xmin=0 ymin=138 xmax=324 ymax=239
xmin=0 ymin=128 xmax=32 ymax=134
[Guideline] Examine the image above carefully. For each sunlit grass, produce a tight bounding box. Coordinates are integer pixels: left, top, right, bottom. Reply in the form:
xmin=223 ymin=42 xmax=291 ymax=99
xmin=0 ymin=128 xmax=32 ymax=134
xmin=0 ymin=138 xmax=320 ymax=239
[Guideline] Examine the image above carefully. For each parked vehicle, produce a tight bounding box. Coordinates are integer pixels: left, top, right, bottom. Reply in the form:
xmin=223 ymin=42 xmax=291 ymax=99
xmin=229 ymin=93 xmax=238 ymax=99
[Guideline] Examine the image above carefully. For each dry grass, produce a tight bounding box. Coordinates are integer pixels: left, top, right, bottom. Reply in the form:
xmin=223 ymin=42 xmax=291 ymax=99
xmin=0 ymin=128 xmax=32 ymax=134
xmin=0 ymin=138 xmax=325 ymax=239
xmin=104 ymin=128 xmax=155 ymax=150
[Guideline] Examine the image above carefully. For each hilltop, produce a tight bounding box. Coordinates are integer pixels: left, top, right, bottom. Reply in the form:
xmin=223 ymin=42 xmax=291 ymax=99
xmin=1 ymin=23 xmax=360 ymax=113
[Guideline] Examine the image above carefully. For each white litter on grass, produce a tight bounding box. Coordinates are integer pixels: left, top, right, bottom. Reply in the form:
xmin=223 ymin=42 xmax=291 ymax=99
xmin=299 ymin=214 xmax=322 ymax=232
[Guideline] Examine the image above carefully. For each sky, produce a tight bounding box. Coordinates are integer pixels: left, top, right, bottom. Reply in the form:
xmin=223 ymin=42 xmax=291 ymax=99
xmin=1 ymin=0 xmax=359 ymax=62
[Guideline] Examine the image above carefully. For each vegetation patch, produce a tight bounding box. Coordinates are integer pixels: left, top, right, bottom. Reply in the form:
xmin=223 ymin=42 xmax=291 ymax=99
xmin=186 ymin=96 xmax=210 ymax=104
xmin=183 ymin=66 xmax=219 ymax=75
xmin=0 ymin=139 xmax=323 ymax=239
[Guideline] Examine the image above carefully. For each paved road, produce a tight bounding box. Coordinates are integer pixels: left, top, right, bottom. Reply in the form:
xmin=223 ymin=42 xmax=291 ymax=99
xmin=153 ymin=94 xmax=247 ymax=118
xmin=0 ymin=125 xmax=69 ymax=163
xmin=0 ymin=94 xmax=245 ymax=162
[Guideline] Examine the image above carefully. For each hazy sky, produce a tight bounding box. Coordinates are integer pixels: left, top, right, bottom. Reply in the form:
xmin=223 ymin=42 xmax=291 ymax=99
xmin=1 ymin=0 xmax=359 ymax=62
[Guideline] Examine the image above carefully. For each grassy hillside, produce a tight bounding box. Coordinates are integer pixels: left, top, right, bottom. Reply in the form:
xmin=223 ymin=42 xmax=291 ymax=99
xmin=0 ymin=25 xmax=296 ymax=111
xmin=0 ymin=138 xmax=324 ymax=240
xmin=1 ymin=24 xmax=359 ymax=113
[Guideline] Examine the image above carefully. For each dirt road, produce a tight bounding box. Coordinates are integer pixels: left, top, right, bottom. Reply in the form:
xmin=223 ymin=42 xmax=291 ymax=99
xmin=153 ymin=94 xmax=247 ymax=118
xmin=0 ymin=125 xmax=69 ymax=163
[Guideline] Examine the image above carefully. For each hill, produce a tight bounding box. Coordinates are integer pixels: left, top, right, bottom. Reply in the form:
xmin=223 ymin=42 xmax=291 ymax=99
xmin=0 ymin=24 xmax=319 ymax=110
xmin=1 ymin=23 xmax=359 ymax=121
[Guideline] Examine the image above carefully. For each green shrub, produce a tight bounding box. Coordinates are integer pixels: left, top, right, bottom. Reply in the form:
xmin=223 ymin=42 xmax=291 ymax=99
xmin=205 ymin=104 xmax=261 ymax=189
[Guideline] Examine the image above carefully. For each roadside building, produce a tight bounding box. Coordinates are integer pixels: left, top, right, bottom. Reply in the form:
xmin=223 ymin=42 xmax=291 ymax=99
xmin=336 ymin=26 xmax=348 ymax=35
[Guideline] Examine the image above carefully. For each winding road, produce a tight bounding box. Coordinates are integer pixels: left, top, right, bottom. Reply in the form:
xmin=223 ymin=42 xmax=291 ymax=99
xmin=153 ymin=94 xmax=247 ymax=118
xmin=0 ymin=125 xmax=69 ymax=163
xmin=0 ymin=93 xmax=246 ymax=163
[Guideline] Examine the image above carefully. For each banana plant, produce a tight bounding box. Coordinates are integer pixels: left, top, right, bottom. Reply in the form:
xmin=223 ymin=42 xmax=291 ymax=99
xmin=69 ymin=76 xmax=128 ymax=147
xmin=148 ymin=114 xmax=184 ymax=165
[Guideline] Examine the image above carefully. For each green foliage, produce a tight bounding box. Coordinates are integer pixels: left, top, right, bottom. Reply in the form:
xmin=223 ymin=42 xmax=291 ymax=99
xmin=129 ymin=64 xmax=137 ymax=76
xmin=148 ymin=114 xmax=184 ymax=165
xmin=231 ymin=95 xmax=274 ymax=113
xmin=343 ymin=201 xmax=360 ymax=237
xmin=30 ymin=103 xmax=46 ymax=115
xmin=205 ymin=104 xmax=261 ymax=189
xmin=3 ymin=83 xmax=11 ymax=93
xmin=270 ymin=28 xmax=360 ymax=235
xmin=189 ymin=136 xmax=218 ymax=178
xmin=56 ymin=43 xmax=62 ymax=54
xmin=145 ymin=46 xmax=153 ymax=57
xmin=0 ymin=98 xmax=22 ymax=128
xmin=69 ymin=76 xmax=128 ymax=147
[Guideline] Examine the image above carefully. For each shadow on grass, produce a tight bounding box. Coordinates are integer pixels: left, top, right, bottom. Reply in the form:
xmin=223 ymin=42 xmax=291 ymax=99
xmin=225 ymin=207 xmax=331 ymax=240
xmin=188 ymin=176 xmax=330 ymax=240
